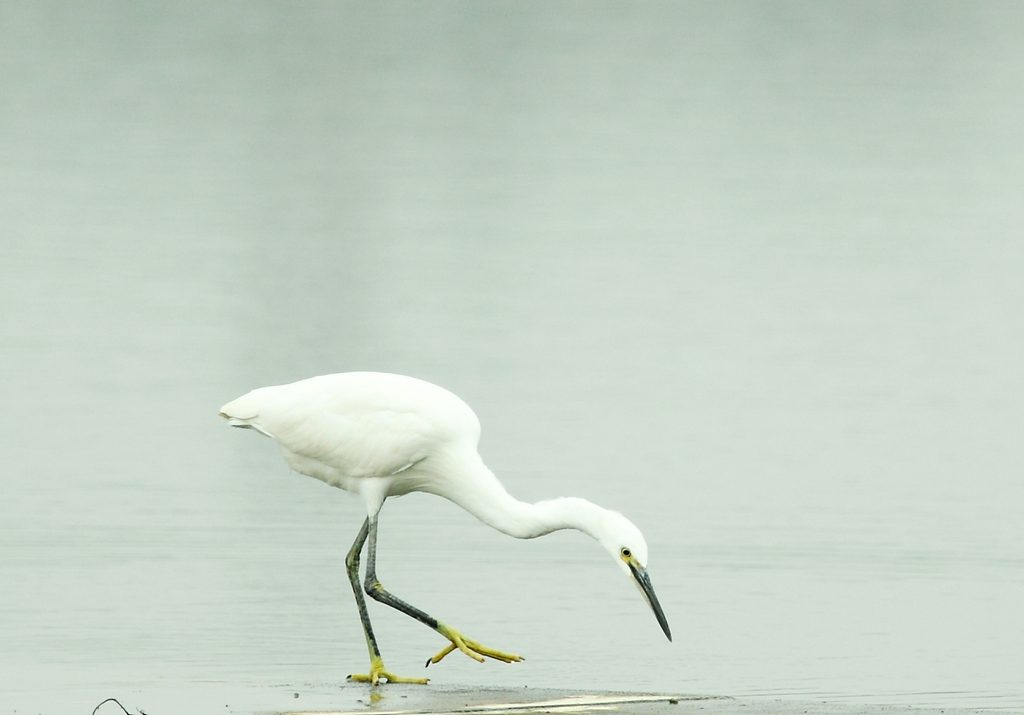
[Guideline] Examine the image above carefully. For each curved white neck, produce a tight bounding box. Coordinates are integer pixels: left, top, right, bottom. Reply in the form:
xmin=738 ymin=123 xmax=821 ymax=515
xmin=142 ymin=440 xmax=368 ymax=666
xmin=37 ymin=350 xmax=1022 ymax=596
xmin=431 ymin=450 xmax=606 ymax=540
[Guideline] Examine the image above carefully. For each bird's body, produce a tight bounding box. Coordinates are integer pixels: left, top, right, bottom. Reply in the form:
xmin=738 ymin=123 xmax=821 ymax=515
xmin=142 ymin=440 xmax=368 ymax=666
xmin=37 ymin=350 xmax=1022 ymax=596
xmin=220 ymin=372 xmax=670 ymax=684
xmin=222 ymin=372 xmax=479 ymax=510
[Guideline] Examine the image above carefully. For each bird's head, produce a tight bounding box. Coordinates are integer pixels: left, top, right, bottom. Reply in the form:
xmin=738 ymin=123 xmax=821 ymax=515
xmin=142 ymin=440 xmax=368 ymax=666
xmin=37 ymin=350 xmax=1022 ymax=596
xmin=596 ymin=510 xmax=672 ymax=642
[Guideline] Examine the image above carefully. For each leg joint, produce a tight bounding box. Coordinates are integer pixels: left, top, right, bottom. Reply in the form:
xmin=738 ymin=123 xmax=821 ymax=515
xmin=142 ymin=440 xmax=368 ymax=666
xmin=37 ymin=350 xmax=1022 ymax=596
xmin=364 ymin=579 xmax=384 ymax=598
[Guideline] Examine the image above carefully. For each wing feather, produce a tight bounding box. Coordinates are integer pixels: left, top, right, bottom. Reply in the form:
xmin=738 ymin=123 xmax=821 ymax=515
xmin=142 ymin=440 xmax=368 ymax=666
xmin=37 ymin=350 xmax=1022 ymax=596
xmin=220 ymin=372 xmax=478 ymax=481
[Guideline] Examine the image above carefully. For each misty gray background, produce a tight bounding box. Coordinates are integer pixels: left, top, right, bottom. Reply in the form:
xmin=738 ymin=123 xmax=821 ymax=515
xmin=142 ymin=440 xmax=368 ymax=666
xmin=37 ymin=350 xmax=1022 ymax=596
xmin=2 ymin=2 xmax=1023 ymax=714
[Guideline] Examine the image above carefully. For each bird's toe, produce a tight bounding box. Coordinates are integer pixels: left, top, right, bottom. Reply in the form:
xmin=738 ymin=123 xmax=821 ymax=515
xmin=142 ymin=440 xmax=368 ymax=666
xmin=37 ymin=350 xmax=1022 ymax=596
xmin=431 ymin=623 xmax=523 ymax=666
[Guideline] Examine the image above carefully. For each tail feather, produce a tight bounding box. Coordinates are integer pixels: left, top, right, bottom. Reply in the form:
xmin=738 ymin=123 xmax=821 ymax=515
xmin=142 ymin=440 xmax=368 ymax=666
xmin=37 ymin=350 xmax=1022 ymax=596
xmin=219 ymin=394 xmax=274 ymax=438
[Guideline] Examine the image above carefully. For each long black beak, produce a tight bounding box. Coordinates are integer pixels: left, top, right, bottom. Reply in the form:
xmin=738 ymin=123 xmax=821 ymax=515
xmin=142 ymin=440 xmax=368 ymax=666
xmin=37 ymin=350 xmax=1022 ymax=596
xmin=628 ymin=560 xmax=672 ymax=641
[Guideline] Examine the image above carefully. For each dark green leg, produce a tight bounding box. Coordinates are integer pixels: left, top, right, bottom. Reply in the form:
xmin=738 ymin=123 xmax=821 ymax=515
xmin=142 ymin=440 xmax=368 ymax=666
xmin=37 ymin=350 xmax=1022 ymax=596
xmin=363 ymin=516 xmax=523 ymax=666
xmin=363 ymin=518 xmax=440 ymax=629
xmin=345 ymin=517 xmax=428 ymax=684
xmin=345 ymin=518 xmax=379 ymax=661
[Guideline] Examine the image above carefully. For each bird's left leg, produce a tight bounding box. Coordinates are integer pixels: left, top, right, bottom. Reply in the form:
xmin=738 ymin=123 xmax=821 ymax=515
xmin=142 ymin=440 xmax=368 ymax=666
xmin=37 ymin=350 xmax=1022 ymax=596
xmin=345 ymin=517 xmax=428 ymax=685
xmin=363 ymin=517 xmax=523 ymax=667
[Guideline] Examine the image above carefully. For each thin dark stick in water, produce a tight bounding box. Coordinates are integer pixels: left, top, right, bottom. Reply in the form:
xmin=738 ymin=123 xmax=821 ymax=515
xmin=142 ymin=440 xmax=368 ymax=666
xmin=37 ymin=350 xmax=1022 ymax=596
xmin=91 ymin=698 xmax=144 ymax=715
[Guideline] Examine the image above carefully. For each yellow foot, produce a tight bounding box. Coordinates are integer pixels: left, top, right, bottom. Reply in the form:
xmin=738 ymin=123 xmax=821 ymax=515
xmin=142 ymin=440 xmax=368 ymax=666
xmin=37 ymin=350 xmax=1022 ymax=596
xmin=348 ymin=655 xmax=429 ymax=685
xmin=426 ymin=623 xmax=523 ymax=666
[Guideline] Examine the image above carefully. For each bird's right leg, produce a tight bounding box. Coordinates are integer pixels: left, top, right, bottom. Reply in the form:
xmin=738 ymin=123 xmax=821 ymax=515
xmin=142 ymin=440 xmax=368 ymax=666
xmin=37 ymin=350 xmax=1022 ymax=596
xmin=345 ymin=517 xmax=428 ymax=685
xmin=363 ymin=517 xmax=522 ymax=667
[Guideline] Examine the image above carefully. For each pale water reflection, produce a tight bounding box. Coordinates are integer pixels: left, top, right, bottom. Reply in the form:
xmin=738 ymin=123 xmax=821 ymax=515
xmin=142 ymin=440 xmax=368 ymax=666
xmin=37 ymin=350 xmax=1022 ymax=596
xmin=1 ymin=3 xmax=1023 ymax=715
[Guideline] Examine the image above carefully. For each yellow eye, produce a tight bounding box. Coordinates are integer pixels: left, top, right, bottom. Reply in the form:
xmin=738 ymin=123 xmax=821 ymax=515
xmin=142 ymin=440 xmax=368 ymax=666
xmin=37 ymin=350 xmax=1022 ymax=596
xmin=621 ymin=548 xmax=631 ymax=559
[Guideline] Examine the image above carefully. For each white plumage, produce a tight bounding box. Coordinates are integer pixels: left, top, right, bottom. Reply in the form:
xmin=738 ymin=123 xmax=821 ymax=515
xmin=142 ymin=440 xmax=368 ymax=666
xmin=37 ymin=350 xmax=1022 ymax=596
xmin=220 ymin=371 xmax=670 ymax=684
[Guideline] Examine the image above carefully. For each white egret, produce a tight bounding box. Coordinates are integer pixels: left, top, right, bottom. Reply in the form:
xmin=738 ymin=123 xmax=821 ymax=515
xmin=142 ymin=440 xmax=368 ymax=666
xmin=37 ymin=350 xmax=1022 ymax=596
xmin=220 ymin=372 xmax=670 ymax=685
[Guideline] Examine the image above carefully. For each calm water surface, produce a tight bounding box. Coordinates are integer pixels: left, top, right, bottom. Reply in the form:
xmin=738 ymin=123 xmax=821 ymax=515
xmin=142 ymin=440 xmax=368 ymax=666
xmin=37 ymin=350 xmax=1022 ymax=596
xmin=2 ymin=3 xmax=1023 ymax=714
